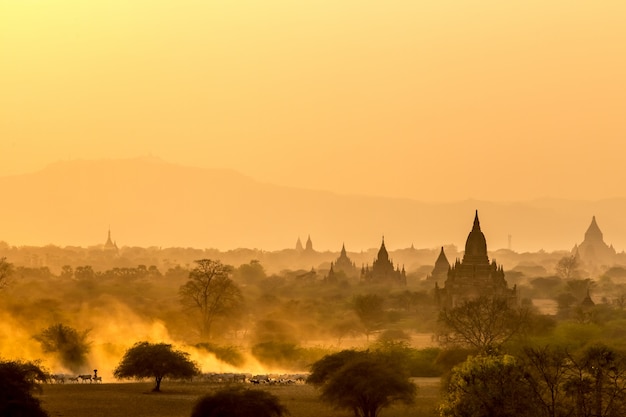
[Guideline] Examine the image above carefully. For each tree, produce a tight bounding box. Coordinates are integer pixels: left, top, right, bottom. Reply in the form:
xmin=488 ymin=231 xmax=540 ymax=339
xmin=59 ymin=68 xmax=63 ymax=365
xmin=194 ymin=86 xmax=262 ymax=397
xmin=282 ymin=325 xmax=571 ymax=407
xmin=521 ymin=345 xmax=573 ymax=417
xmin=59 ymin=265 xmax=74 ymax=279
xmin=0 ymin=257 xmax=14 ymax=289
xmin=74 ymin=265 xmax=95 ymax=280
xmin=556 ymin=255 xmax=580 ymax=280
xmin=179 ymin=259 xmax=243 ymax=340
xmin=438 ymin=296 xmax=529 ymax=353
xmin=309 ymin=350 xmax=416 ymax=417
xmin=353 ymin=294 xmax=385 ymax=341
xmin=440 ymin=354 xmax=538 ymax=417
xmin=233 ymin=260 xmax=267 ymax=284
xmin=0 ymin=360 xmax=49 ymax=417
xmin=190 ymin=386 xmax=288 ymax=417
xmin=34 ymin=323 xmax=91 ymax=372
xmin=113 ymin=341 xmax=200 ymax=391
xmin=570 ymin=344 xmax=626 ymax=417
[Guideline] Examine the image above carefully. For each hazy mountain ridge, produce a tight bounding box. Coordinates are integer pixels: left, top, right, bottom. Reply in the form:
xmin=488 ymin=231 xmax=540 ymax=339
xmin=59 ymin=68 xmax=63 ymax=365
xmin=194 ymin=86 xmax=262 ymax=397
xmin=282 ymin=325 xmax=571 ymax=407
xmin=0 ymin=157 xmax=624 ymax=253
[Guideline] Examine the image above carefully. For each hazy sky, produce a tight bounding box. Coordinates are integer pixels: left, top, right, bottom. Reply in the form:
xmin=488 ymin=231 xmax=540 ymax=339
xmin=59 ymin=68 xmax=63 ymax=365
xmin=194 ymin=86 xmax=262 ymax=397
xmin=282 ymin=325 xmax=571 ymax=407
xmin=1 ymin=1 xmax=625 ymax=202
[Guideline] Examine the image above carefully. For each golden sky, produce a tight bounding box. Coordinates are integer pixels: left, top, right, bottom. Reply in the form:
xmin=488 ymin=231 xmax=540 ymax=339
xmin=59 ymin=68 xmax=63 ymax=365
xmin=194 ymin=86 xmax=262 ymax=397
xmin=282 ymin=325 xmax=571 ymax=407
xmin=1 ymin=0 xmax=625 ymax=202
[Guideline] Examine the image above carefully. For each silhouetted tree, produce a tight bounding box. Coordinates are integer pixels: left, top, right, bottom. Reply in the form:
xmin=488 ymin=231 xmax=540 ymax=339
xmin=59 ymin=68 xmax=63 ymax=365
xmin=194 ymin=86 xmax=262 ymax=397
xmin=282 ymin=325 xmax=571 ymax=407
xmin=572 ymin=343 xmax=626 ymax=417
xmin=0 ymin=359 xmax=49 ymax=417
xmin=190 ymin=386 xmax=288 ymax=417
xmin=59 ymin=265 xmax=73 ymax=279
xmin=353 ymin=294 xmax=385 ymax=341
xmin=309 ymin=350 xmax=416 ymax=417
xmin=438 ymin=296 xmax=529 ymax=353
xmin=113 ymin=341 xmax=200 ymax=391
xmin=521 ymin=345 xmax=573 ymax=417
xmin=179 ymin=259 xmax=243 ymax=340
xmin=34 ymin=323 xmax=91 ymax=372
xmin=74 ymin=265 xmax=95 ymax=280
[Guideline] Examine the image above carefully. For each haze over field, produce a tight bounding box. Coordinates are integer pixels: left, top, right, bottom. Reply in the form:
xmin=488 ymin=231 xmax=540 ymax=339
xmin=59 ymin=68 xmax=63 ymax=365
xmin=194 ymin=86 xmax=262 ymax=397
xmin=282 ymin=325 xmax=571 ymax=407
xmin=0 ymin=157 xmax=626 ymax=253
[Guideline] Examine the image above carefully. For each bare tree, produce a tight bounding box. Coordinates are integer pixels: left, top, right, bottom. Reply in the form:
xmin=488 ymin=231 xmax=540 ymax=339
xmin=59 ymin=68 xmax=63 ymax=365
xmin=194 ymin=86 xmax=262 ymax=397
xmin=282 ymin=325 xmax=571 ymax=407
xmin=179 ymin=259 xmax=243 ymax=340
xmin=438 ymin=296 xmax=529 ymax=353
xmin=522 ymin=345 xmax=573 ymax=417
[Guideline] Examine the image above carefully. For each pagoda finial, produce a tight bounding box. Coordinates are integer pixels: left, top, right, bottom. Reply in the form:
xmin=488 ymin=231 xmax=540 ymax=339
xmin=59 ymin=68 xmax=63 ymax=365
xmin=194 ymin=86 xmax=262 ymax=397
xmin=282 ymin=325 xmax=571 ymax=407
xmin=473 ymin=210 xmax=481 ymax=230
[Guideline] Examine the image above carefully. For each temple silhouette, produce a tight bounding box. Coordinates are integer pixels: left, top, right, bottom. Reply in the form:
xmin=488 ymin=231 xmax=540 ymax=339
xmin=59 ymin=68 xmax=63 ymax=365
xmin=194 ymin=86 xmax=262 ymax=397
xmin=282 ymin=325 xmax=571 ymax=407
xmin=572 ymin=216 xmax=616 ymax=274
xmin=331 ymin=244 xmax=358 ymax=277
xmin=435 ymin=211 xmax=516 ymax=308
xmin=103 ymin=228 xmax=119 ymax=253
xmin=426 ymin=246 xmax=450 ymax=285
xmin=361 ymin=237 xmax=406 ymax=285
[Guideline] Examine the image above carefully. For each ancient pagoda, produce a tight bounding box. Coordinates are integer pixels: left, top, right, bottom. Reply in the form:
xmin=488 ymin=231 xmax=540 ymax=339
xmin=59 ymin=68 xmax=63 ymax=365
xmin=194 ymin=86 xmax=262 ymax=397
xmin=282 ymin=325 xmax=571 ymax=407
xmin=435 ymin=211 xmax=516 ymax=308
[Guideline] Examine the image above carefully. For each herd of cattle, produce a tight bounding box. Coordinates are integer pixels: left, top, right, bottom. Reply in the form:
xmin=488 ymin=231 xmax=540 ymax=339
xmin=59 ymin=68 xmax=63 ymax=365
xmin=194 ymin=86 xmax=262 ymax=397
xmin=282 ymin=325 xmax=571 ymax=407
xmin=44 ymin=372 xmax=308 ymax=385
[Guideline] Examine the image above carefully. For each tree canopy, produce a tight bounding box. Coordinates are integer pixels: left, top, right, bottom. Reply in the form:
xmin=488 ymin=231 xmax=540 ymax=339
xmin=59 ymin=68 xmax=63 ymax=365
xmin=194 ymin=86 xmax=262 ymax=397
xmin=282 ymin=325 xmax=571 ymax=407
xmin=0 ymin=360 xmax=49 ymax=417
xmin=190 ymin=386 xmax=288 ymax=417
xmin=440 ymin=354 xmax=537 ymax=417
xmin=309 ymin=350 xmax=416 ymax=417
xmin=113 ymin=341 xmax=200 ymax=391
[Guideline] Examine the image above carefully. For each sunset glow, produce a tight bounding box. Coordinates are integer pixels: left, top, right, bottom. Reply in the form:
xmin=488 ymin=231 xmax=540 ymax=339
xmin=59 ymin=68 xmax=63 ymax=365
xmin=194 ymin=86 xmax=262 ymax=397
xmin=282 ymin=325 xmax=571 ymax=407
xmin=2 ymin=0 xmax=625 ymax=202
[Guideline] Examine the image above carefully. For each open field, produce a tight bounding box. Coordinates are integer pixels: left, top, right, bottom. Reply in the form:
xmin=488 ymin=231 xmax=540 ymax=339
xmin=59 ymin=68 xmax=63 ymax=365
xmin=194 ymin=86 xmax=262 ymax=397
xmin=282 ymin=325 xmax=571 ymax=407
xmin=38 ymin=378 xmax=441 ymax=417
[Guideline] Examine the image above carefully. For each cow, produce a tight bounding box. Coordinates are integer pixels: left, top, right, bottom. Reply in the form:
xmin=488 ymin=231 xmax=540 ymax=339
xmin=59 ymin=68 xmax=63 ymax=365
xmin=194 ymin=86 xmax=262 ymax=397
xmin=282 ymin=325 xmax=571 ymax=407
xmin=78 ymin=374 xmax=92 ymax=383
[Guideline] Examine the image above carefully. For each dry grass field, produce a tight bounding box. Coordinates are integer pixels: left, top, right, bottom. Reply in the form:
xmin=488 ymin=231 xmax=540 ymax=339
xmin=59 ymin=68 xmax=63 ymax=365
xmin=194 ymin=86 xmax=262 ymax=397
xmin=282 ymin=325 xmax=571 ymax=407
xmin=38 ymin=378 xmax=441 ymax=417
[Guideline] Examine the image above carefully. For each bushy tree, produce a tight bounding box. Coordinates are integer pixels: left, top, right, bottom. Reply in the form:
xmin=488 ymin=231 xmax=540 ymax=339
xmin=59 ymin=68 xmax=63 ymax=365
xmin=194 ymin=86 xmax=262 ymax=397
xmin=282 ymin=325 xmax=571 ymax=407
xmin=309 ymin=350 xmax=416 ymax=417
xmin=113 ymin=341 xmax=200 ymax=391
xmin=440 ymin=354 xmax=537 ymax=417
xmin=0 ymin=360 xmax=49 ymax=417
xmin=190 ymin=386 xmax=287 ymax=417
xmin=34 ymin=323 xmax=91 ymax=372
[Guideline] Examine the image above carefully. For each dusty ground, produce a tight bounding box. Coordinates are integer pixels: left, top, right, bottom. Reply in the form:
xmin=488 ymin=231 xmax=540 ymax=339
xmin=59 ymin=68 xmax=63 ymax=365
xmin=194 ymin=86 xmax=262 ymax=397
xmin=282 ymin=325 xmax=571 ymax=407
xmin=38 ymin=378 xmax=441 ymax=417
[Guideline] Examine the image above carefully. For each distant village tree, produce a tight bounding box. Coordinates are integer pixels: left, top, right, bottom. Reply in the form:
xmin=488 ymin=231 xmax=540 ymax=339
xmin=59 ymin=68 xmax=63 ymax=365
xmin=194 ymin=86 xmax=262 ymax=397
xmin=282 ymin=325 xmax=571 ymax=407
xmin=113 ymin=341 xmax=200 ymax=392
xmin=179 ymin=259 xmax=243 ymax=340
xmin=353 ymin=294 xmax=385 ymax=341
xmin=556 ymin=255 xmax=580 ymax=280
xmin=0 ymin=257 xmax=14 ymax=289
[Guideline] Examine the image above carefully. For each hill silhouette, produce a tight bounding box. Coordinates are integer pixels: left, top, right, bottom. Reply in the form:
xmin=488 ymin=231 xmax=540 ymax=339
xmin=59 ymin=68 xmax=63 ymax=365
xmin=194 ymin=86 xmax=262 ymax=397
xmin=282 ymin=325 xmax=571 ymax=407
xmin=0 ymin=157 xmax=625 ymax=253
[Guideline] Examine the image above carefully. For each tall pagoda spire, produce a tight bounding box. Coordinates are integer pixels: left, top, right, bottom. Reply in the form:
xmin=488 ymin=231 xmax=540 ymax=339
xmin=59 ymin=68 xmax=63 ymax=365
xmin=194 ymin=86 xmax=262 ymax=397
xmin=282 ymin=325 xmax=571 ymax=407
xmin=377 ymin=236 xmax=389 ymax=261
xmin=584 ymin=216 xmax=604 ymax=242
xmin=462 ymin=210 xmax=489 ymax=265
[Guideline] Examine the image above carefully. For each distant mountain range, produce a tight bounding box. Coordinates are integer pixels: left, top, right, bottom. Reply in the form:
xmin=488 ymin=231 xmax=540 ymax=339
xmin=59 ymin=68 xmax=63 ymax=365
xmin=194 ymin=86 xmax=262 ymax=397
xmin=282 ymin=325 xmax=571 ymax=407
xmin=0 ymin=157 xmax=624 ymax=253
